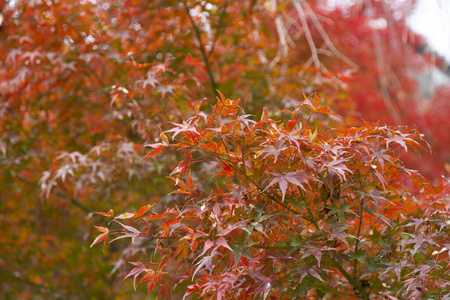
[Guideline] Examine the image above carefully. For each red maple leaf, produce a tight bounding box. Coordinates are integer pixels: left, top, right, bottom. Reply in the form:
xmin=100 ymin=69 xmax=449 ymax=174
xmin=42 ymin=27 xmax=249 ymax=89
xmin=264 ymin=170 xmax=309 ymax=201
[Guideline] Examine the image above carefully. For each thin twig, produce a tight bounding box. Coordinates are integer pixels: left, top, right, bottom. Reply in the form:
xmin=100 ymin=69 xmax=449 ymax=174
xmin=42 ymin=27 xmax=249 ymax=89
xmin=183 ymin=1 xmax=219 ymax=98
xmin=365 ymin=0 xmax=402 ymax=124
xmin=293 ymin=0 xmax=320 ymax=70
xmin=302 ymin=1 xmax=359 ymax=69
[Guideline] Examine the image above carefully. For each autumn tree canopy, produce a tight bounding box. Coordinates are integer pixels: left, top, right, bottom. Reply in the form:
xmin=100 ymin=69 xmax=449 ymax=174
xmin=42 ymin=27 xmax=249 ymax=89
xmin=1 ymin=0 xmax=449 ymax=299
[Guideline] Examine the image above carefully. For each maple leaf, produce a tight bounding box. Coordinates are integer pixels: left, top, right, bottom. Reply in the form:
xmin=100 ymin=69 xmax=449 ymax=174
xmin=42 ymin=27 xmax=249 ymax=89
xmin=108 ymin=222 xmax=142 ymax=244
xmin=193 ymin=254 xmax=214 ymax=278
xmin=326 ymin=203 xmax=356 ymax=221
xmin=200 ymin=240 xmax=215 ymax=256
xmin=266 ymin=252 xmax=293 ymax=263
xmin=217 ymin=221 xmax=250 ymax=237
xmin=327 ymin=222 xmax=356 ymax=248
xmin=371 ymin=148 xmax=392 ymax=171
xmin=138 ymin=71 xmax=159 ymax=88
xmin=384 ymin=131 xmax=418 ymax=152
xmin=165 ymin=118 xmax=200 ymax=139
xmin=260 ymin=107 xmax=268 ymax=122
xmin=295 ymin=265 xmax=325 ymax=284
xmin=259 ymin=141 xmax=287 ymax=163
xmin=6 ymin=48 xmax=22 ymax=64
xmin=322 ymin=142 xmax=345 ymax=157
xmin=278 ymin=129 xmax=306 ymax=149
xmin=156 ymin=84 xmax=174 ymax=97
xmin=373 ymin=171 xmax=388 ymax=188
xmin=301 ymin=245 xmax=335 ymax=267
xmin=379 ymin=259 xmax=413 ymax=282
xmin=320 ymin=158 xmax=352 ymax=181
xmin=142 ymin=147 xmax=163 ymax=159
xmin=115 ymin=212 xmax=135 ymax=219
xmin=21 ymin=49 xmax=43 ymax=63
xmin=153 ymin=61 xmax=171 ymax=74
xmin=315 ymin=105 xmax=340 ymax=119
xmin=79 ymin=53 xmax=100 ymax=63
xmin=18 ymin=36 xmax=33 ymax=44
xmin=359 ymin=189 xmax=394 ymax=205
xmin=15 ymin=67 xmax=31 ymax=83
xmin=123 ymin=261 xmax=148 ymax=290
xmin=142 ymin=211 xmax=170 ymax=220
xmin=56 ymin=151 xmax=85 ymax=163
xmin=54 ymin=164 xmax=75 ymax=183
xmin=134 ymin=205 xmax=154 ymax=218
xmin=264 ymin=170 xmax=310 ymax=201
xmin=400 ymin=232 xmax=438 ymax=255
xmin=407 ymin=263 xmax=439 ymax=278
xmin=231 ymin=114 xmax=256 ymax=128
xmin=403 ymin=217 xmax=426 ymax=231
xmin=183 ymin=284 xmax=199 ymax=300
xmin=213 ymin=163 xmax=235 ymax=178
xmin=60 ymin=61 xmax=76 ymax=72
xmin=215 ymin=237 xmax=232 ymax=251
xmin=300 ymin=98 xmax=315 ymax=110
xmin=90 ymin=226 xmax=109 ymax=248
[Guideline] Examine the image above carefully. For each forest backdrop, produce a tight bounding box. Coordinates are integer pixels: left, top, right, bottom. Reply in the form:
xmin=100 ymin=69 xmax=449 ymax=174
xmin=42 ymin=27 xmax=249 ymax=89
xmin=1 ymin=0 xmax=449 ymax=299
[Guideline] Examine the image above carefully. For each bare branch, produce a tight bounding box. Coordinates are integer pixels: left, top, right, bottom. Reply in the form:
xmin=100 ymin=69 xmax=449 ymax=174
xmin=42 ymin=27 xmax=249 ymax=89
xmin=366 ymin=0 xmax=402 ymax=124
xmin=293 ymin=0 xmax=321 ymax=70
xmin=302 ymin=1 xmax=359 ymax=69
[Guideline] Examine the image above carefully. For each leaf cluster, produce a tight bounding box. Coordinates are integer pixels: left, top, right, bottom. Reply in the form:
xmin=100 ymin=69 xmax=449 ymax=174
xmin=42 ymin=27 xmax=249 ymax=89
xmin=94 ymin=93 xmax=450 ymax=299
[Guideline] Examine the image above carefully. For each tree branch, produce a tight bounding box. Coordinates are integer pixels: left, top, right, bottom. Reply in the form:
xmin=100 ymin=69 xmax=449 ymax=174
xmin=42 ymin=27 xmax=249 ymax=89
xmin=353 ymin=198 xmax=365 ymax=278
xmin=55 ymin=190 xmax=92 ymax=213
xmin=183 ymin=1 xmax=219 ymax=98
xmin=206 ymin=0 xmax=229 ymax=59
xmin=329 ymin=259 xmax=369 ymax=300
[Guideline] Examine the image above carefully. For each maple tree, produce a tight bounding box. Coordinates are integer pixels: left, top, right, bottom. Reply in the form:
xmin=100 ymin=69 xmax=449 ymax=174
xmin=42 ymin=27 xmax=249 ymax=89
xmin=93 ymin=93 xmax=450 ymax=299
xmin=1 ymin=0 xmax=449 ymax=298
